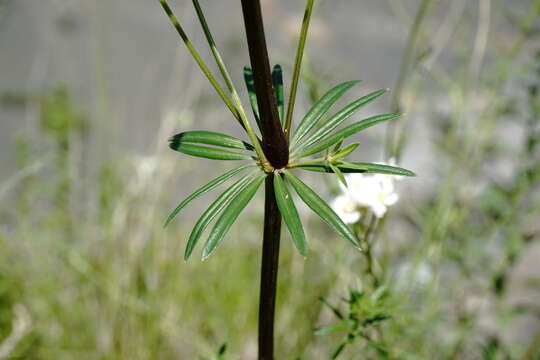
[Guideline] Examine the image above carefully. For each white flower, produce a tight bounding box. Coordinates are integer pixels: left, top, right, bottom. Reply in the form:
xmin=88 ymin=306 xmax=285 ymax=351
xmin=340 ymin=172 xmax=399 ymax=219
xmin=331 ymin=194 xmax=361 ymax=224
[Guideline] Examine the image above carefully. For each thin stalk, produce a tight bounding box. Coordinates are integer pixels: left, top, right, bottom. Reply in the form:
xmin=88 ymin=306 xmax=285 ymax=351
xmin=239 ymin=1 xmax=288 ymax=358
xmin=384 ymin=0 xmax=433 ymax=160
xmin=158 ymin=0 xmax=237 ymax=118
xmin=258 ymin=175 xmax=282 ymax=360
xmin=284 ymin=0 xmax=315 ymax=142
xmin=241 ymin=0 xmax=289 ymax=169
xmin=191 ymin=0 xmax=269 ymax=167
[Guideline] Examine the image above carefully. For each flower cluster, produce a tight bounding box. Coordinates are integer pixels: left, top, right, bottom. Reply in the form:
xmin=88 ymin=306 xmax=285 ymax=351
xmin=331 ymin=169 xmax=400 ymax=222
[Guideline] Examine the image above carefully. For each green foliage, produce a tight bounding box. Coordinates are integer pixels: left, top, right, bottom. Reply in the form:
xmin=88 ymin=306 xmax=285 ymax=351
xmin=316 ymin=283 xmax=392 ymax=359
xmin=274 ymin=174 xmax=307 ymax=256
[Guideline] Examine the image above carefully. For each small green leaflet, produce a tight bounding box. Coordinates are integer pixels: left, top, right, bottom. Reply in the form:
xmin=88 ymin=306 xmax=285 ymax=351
xmin=295 ymin=161 xmax=415 ymax=177
xmin=165 ymin=163 xmax=254 ymax=227
xmin=273 ymin=174 xmax=307 ymax=256
xmin=291 ymin=80 xmax=360 ymax=147
xmin=284 ymin=171 xmax=360 ymax=248
xmin=169 ymin=143 xmax=253 ymax=161
xmin=243 ymin=66 xmax=261 ymax=130
xmin=185 ymin=171 xmax=259 ymax=260
xmin=202 ymin=175 xmax=265 ymax=260
xmin=292 ymin=88 xmax=388 ymax=154
xmin=169 ymin=130 xmax=254 ymax=150
xmin=294 ymin=113 xmax=401 ymax=158
xmin=272 ymin=64 xmax=285 ymax=125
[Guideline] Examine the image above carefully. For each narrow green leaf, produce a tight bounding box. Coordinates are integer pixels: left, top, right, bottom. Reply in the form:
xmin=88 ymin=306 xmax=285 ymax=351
xmin=314 ymin=325 xmax=350 ymax=336
xmin=333 ymin=142 xmax=360 ymax=160
xmin=169 ymin=142 xmax=253 ymax=161
xmin=169 ymin=131 xmax=254 ymax=150
xmin=329 ymin=163 xmax=347 ymax=187
xmin=338 ymin=162 xmax=416 ymax=176
xmin=293 ymin=88 xmax=389 ymax=154
xmin=272 ymin=65 xmax=285 ymax=125
xmin=332 ymin=137 xmax=344 ymax=153
xmin=291 ymin=80 xmax=360 ymax=146
xmin=284 ymin=171 xmax=360 ymax=248
xmin=319 ymin=297 xmax=345 ymax=320
xmin=202 ymin=175 xmax=265 ymax=260
xmin=243 ymin=66 xmax=261 ymax=130
xmin=295 ymin=113 xmax=401 ymax=158
xmin=164 ymin=164 xmax=254 ymax=227
xmin=274 ymin=174 xmax=307 ymax=256
xmin=294 ymin=161 xmax=415 ymax=177
xmin=185 ymin=171 xmax=258 ymax=260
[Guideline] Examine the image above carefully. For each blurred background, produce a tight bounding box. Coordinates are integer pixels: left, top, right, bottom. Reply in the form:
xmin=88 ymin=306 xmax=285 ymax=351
xmin=1 ymin=0 xmax=539 ymax=358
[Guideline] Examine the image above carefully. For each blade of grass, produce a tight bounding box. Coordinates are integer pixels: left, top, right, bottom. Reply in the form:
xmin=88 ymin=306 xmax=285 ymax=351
xmin=284 ymin=0 xmax=316 ymax=141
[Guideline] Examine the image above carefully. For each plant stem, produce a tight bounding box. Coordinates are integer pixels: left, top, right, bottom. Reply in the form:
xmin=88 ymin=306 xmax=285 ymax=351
xmin=258 ymin=175 xmax=282 ymax=360
xmin=191 ymin=0 xmax=269 ymax=167
xmin=239 ymin=2 xmax=287 ymax=358
xmin=240 ymin=0 xmax=289 ymax=169
xmin=384 ymin=0 xmax=433 ymax=161
xmin=158 ymin=0 xmax=241 ymax=127
xmin=284 ymin=0 xmax=315 ymax=142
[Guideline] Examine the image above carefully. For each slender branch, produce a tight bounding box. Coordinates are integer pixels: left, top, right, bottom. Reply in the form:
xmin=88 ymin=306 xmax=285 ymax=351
xmin=240 ymin=0 xmax=289 ymax=169
xmin=191 ymin=0 xmax=269 ymax=167
xmin=384 ymin=0 xmax=433 ymax=161
xmin=158 ymin=0 xmax=240 ymax=125
xmin=284 ymin=0 xmax=315 ymax=141
xmin=258 ymin=175 xmax=282 ymax=360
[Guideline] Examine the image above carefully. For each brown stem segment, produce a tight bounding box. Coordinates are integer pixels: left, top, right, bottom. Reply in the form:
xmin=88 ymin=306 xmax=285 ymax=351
xmin=240 ymin=0 xmax=289 ymax=169
xmin=258 ymin=175 xmax=282 ymax=360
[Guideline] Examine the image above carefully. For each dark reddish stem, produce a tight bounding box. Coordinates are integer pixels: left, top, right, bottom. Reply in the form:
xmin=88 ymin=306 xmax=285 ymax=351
xmin=240 ymin=1 xmax=288 ymax=359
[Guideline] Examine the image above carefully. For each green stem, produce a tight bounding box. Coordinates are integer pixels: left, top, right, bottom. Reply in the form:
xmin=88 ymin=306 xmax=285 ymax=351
xmin=191 ymin=0 xmax=268 ymax=167
xmin=284 ymin=0 xmax=315 ymax=142
xmin=384 ymin=0 xmax=433 ymax=161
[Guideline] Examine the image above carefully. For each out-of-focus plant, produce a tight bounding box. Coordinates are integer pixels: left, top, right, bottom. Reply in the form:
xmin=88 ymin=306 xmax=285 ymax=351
xmin=157 ymin=0 xmax=414 ymax=357
xmin=315 ymin=281 xmax=392 ymax=359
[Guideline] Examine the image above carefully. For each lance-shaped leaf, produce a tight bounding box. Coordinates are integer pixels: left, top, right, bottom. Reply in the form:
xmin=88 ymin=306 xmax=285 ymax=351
xmin=291 ymin=80 xmax=360 ymax=146
xmin=274 ymin=174 xmax=307 ymax=256
xmin=338 ymin=162 xmax=416 ymax=176
xmin=272 ymin=64 xmax=285 ymax=125
xmin=169 ymin=143 xmax=253 ymax=161
xmin=243 ymin=66 xmax=261 ymax=130
xmin=169 ymin=130 xmax=254 ymax=151
xmin=328 ymin=163 xmax=347 ymax=187
xmin=202 ymin=175 xmax=265 ymax=260
xmin=284 ymin=171 xmax=360 ymax=248
xmin=164 ymin=164 xmax=254 ymax=227
xmin=293 ymin=88 xmax=388 ymax=153
xmin=295 ymin=161 xmax=415 ymax=177
xmin=185 ymin=171 xmax=259 ymax=259
xmin=294 ymin=113 xmax=401 ymax=158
